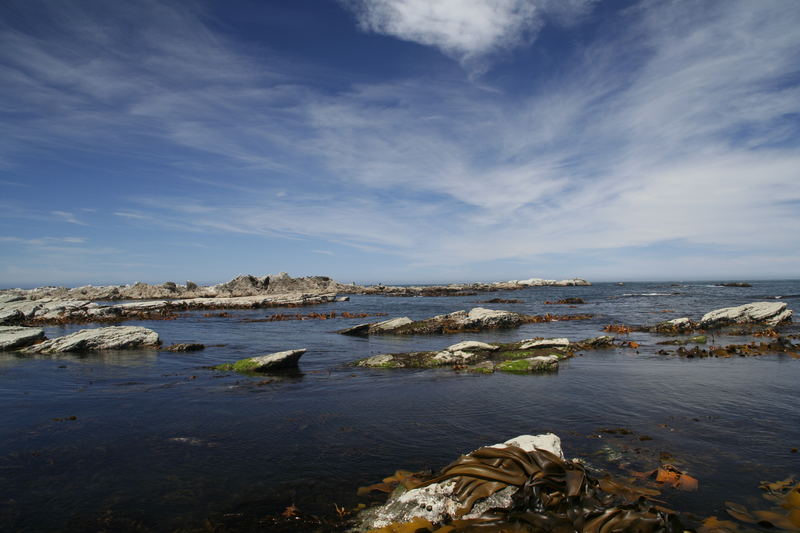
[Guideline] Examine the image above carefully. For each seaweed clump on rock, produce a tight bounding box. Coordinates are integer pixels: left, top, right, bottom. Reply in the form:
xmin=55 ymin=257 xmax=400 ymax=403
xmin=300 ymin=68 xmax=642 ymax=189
xmin=354 ymin=434 xmax=684 ymax=532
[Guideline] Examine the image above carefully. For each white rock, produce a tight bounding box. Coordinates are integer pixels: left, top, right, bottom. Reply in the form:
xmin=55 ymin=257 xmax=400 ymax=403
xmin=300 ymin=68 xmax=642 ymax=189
xmin=518 ymin=337 xmax=570 ymax=350
xmin=667 ymin=317 xmax=690 ymax=326
xmin=355 ymin=434 xmax=563 ymax=531
xmin=245 ymin=349 xmax=306 ymax=371
xmin=21 ymin=326 xmax=160 ymax=354
xmin=371 ymin=317 xmax=413 ymax=331
xmin=699 ymin=301 xmax=792 ymax=327
xmin=446 ymin=341 xmax=499 ymax=352
xmin=0 ymin=326 xmax=45 ymax=350
xmin=357 ymin=354 xmax=397 ymax=367
xmin=431 ymin=350 xmax=477 ymax=365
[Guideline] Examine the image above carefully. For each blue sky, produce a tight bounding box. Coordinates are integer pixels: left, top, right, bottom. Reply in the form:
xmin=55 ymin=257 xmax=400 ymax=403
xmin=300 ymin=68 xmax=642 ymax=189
xmin=1 ymin=0 xmax=799 ymax=287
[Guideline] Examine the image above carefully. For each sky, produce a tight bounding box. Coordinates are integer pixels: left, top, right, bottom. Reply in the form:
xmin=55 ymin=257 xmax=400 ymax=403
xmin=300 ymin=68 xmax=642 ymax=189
xmin=1 ymin=0 xmax=799 ymax=287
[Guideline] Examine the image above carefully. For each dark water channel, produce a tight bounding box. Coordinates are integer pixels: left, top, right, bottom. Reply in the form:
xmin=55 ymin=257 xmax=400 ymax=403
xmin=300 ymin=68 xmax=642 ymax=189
xmin=1 ymin=281 xmax=799 ymax=531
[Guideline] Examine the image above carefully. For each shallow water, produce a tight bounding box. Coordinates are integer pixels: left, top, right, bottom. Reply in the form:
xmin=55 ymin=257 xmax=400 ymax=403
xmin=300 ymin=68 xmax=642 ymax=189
xmin=1 ymin=281 xmax=799 ymax=530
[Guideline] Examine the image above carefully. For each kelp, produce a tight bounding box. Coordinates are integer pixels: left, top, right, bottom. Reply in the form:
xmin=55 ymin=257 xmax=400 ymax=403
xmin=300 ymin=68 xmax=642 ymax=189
xmin=405 ymin=445 xmax=685 ymax=532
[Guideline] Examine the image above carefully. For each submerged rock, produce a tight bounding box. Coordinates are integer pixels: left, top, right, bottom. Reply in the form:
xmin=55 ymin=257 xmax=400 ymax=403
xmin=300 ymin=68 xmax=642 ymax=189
xmin=21 ymin=326 xmax=160 ymax=354
xmin=214 ymin=349 xmax=306 ymax=373
xmin=353 ymin=434 xmax=564 ymax=531
xmin=165 ymin=343 xmax=205 ymax=352
xmin=699 ymin=301 xmax=792 ymax=328
xmin=0 ymin=326 xmax=45 ymax=350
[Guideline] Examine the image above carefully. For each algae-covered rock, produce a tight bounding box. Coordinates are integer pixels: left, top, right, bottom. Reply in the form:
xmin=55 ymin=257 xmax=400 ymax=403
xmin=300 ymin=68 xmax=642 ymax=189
xmin=497 ymin=355 xmax=559 ymax=373
xmin=21 ymin=326 xmax=160 ymax=354
xmin=214 ymin=349 xmax=306 ymax=373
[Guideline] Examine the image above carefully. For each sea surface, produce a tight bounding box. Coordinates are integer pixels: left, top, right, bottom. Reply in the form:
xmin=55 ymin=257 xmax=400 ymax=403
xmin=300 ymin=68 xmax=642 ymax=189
xmin=1 ymin=281 xmax=799 ymax=531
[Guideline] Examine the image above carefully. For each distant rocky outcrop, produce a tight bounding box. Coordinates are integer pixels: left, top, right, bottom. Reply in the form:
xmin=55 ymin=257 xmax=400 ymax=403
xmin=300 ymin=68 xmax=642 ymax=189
xmin=349 ymin=277 xmax=591 ymax=297
xmin=21 ymin=326 xmax=160 ymax=354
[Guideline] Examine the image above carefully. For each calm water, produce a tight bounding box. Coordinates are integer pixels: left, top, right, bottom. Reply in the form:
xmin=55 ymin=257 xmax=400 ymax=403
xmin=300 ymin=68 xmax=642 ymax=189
xmin=1 ymin=281 xmax=799 ymax=531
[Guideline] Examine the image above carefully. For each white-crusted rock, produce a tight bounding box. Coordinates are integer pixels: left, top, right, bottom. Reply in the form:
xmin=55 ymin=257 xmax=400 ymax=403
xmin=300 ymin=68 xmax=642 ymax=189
xmin=446 ymin=341 xmax=499 ymax=352
xmin=519 ymin=338 xmax=570 ymax=350
xmin=21 ymin=326 xmax=160 ymax=354
xmin=431 ymin=350 xmax=478 ymax=365
xmin=699 ymin=301 xmax=792 ymax=327
xmin=0 ymin=326 xmax=45 ymax=350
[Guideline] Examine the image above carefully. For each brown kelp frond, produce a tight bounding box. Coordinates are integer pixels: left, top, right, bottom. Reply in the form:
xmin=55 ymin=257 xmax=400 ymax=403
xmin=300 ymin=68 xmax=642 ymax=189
xmin=411 ymin=445 xmax=682 ymax=531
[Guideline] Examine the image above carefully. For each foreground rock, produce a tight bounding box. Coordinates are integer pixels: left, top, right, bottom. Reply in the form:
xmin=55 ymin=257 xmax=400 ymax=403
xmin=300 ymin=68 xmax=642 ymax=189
xmin=353 ymin=433 xmax=681 ymax=532
xmin=338 ymin=308 xmax=591 ymax=336
xmin=699 ymin=301 xmax=792 ymax=328
xmin=0 ymin=326 xmax=45 ymax=350
xmin=21 ymin=326 xmax=160 ymax=354
xmin=214 ymin=349 xmax=306 ymax=373
xmin=354 ymin=434 xmax=563 ymax=531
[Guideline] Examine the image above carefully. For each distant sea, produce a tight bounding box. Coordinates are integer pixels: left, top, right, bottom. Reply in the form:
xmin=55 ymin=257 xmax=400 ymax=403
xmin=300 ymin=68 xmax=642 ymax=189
xmin=1 ymin=280 xmax=799 ymax=531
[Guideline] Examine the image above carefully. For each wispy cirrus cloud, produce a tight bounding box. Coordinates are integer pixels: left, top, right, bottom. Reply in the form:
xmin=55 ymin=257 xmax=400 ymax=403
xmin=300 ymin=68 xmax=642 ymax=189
xmin=0 ymin=0 xmax=798 ymax=284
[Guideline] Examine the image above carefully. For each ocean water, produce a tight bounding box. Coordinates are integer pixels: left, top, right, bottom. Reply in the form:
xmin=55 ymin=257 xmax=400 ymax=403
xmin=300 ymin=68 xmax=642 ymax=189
xmin=1 ymin=281 xmax=799 ymax=531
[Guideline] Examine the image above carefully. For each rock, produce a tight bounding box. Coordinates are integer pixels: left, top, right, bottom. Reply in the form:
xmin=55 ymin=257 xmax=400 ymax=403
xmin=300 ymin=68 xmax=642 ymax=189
xmin=446 ymin=341 xmax=499 ymax=352
xmin=462 ymin=308 xmax=518 ymax=328
xmin=0 ymin=326 xmax=45 ymax=350
xmin=371 ymin=317 xmax=413 ymax=331
xmin=355 ymin=354 xmax=399 ymax=368
xmin=0 ymin=308 xmax=24 ymax=325
xmin=518 ymin=337 xmax=570 ymax=350
xmin=497 ymin=355 xmax=559 ymax=373
xmin=576 ymin=335 xmax=614 ymax=348
xmin=431 ymin=350 xmax=478 ymax=365
xmin=214 ymin=349 xmax=306 ymax=373
xmin=21 ymin=326 xmax=161 ymax=354
xmin=165 ymin=343 xmax=205 ymax=352
xmin=336 ymin=296 xmax=350 ymax=302
xmin=699 ymin=301 xmax=792 ymax=328
xmin=466 ymin=361 xmax=495 ymax=373
xmin=717 ymin=282 xmax=752 ymax=287
xmin=354 ymin=434 xmax=563 ymax=531
xmin=337 ymin=322 xmax=372 ymax=336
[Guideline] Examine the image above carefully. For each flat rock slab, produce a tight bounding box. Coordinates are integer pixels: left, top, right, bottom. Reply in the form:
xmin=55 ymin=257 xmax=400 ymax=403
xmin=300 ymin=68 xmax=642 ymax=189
xmin=215 ymin=349 xmax=306 ymax=373
xmin=518 ymin=337 xmax=570 ymax=350
xmin=21 ymin=326 xmax=160 ymax=354
xmin=354 ymin=434 xmax=563 ymax=531
xmin=0 ymin=326 xmax=45 ymax=350
xmin=700 ymin=301 xmax=792 ymax=327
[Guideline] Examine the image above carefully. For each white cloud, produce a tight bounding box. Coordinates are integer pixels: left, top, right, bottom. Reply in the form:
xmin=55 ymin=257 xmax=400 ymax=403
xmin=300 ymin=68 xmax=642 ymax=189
xmin=343 ymin=0 xmax=595 ymax=72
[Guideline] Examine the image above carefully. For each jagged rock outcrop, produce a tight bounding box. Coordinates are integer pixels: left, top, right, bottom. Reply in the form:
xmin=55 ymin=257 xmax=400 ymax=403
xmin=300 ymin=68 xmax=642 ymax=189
xmin=21 ymin=326 xmax=160 ymax=354
xmin=0 ymin=326 xmax=45 ymax=350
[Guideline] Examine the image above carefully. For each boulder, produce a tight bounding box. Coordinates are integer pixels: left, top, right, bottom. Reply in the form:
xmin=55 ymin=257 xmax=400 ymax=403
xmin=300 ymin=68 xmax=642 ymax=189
xmin=431 ymin=350 xmax=478 ymax=365
xmin=0 ymin=326 xmax=45 ymax=350
xmin=165 ymin=343 xmax=205 ymax=352
xmin=446 ymin=341 xmax=499 ymax=352
xmin=214 ymin=349 xmax=306 ymax=373
xmin=518 ymin=337 xmax=570 ymax=350
xmin=699 ymin=301 xmax=792 ymax=328
xmin=21 ymin=326 xmax=161 ymax=354
xmin=354 ymin=434 xmax=563 ymax=531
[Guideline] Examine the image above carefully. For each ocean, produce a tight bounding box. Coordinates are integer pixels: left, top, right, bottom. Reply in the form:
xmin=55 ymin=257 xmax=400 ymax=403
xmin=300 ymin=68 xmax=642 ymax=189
xmin=1 ymin=280 xmax=798 ymax=531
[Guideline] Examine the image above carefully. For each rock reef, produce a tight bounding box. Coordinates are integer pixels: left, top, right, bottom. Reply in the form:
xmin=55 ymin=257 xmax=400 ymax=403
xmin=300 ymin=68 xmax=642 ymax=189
xmin=214 ymin=349 xmax=306 ymax=373
xmin=338 ymin=308 xmax=592 ymax=336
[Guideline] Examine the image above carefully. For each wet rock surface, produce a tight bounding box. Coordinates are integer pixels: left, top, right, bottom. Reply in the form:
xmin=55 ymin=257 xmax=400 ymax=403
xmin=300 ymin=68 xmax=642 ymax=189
xmin=699 ymin=301 xmax=792 ymax=328
xmin=21 ymin=326 xmax=161 ymax=354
